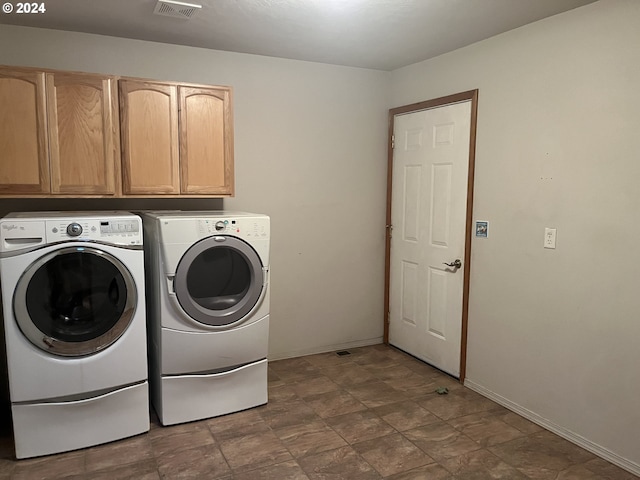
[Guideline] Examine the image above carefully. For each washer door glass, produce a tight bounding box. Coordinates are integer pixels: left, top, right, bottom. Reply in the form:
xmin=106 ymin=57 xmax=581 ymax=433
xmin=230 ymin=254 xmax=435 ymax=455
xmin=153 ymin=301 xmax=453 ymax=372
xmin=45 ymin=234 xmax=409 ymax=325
xmin=13 ymin=247 xmax=137 ymax=357
xmin=174 ymin=236 xmax=264 ymax=327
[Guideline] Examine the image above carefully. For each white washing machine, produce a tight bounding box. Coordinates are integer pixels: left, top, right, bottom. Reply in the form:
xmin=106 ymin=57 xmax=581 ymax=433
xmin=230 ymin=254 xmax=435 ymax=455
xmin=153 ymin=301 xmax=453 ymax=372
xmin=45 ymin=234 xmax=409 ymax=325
xmin=0 ymin=212 xmax=149 ymax=458
xmin=141 ymin=211 xmax=269 ymax=425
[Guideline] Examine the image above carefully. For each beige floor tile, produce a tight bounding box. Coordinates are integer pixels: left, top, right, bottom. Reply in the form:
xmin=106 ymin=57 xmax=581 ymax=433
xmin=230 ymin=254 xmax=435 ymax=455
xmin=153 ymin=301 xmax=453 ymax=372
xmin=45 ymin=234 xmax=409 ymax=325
xmin=488 ymin=408 xmax=544 ymax=435
xmin=149 ymin=421 xmax=215 ymax=457
xmin=304 ymin=351 xmax=356 ymax=368
xmin=298 ymin=445 xmax=381 ymax=480
xmin=269 ymin=358 xmax=321 ymax=383
xmin=68 ymin=459 xmax=161 ymax=480
xmin=417 ymin=389 xmax=497 ymax=420
xmin=85 ymin=434 xmax=153 ymax=473
xmin=447 ymin=410 xmax=526 ymax=447
xmin=207 ymin=408 xmax=270 ymax=441
xmin=156 ymin=444 xmax=230 ymax=479
xmin=319 ymin=363 xmax=377 ymax=387
xmin=488 ymin=430 xmax=596 ymax=480
xmin=581 ymin=457 xmax=639 ymax=479
xmin=352 ymin=433 xmax=434 ymax=477
xmin=259 ymin=399 xmax=320 ymax=429
xmin=441 ymin=448 xmax=529 ymax=479
xmin=385 ymin=462 xmax=454 ymax=480
xmin=218 ymin=429 xmax=292 ymax=472
xmin=267 ymin=367 xmax=283 ymax=386
xmin=325 ymin=410 xmax=395 ymax=444
xmin=429 ymin=374 xmax=467 ymax=392
xmin=0 ymin=345 xmax=634 ymax=480
xmin=292 ymin=375 xmax=340 ymax=398
xmin=373 ymin=400 xmax=440 ymax=431
xmin=345 ymin=380 xmax=407 ymax=408
xmin=304 ymin=389 xmax=368 ymax=418
xmin=234 ymin=459 xmax=310 ymax=480
xmin=382 ymin=373 xmax=451 ymax=398
xmin=556 ymin=463 xmax=617 ymax=480
xmin=11 ymin=450 xmax=85 ymax=480
xmin=404 ymin=421 xmax=482 ymax=461
xmin=364 ymin=363 xmax=416 ymax=381
xmin=352 ymin=351 xmax=400 ymax=368
xmin=267 ymin=383 xmax=300 ymax=404
xmin=274 ymin=420 xmax=347 ymax=458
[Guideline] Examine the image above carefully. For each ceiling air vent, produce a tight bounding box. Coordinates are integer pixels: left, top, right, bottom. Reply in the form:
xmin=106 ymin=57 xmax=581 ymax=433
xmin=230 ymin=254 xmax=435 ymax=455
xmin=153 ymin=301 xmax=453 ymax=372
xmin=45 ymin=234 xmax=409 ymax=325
xmin=154 ymin=0 xmax=202 ymax=20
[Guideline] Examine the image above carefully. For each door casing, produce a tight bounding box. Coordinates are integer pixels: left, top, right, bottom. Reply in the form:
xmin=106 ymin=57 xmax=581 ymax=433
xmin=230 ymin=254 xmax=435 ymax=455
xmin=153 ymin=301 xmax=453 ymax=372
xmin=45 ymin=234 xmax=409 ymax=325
xmin=384 ymin=89 xmax=479 ymax=383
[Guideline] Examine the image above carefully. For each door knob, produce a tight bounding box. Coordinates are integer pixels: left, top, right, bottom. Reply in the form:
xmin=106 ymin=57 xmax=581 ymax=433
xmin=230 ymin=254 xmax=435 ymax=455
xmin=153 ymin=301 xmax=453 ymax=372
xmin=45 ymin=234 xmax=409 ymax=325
xmin=443 ymin=259 xmax=462 ymax=268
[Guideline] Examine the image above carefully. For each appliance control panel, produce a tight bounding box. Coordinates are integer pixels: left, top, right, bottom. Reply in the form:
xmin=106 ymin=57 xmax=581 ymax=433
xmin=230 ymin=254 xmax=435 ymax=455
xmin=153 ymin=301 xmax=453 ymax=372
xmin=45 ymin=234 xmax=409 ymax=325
xmin=197 ymin=217 xmax=269 ymax=239
xmin=46 ymin=219 xmax=142 ymax=245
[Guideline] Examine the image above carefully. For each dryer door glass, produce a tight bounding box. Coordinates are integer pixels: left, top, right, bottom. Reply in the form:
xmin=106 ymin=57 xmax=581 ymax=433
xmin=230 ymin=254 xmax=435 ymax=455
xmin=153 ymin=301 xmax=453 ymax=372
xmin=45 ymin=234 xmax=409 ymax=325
xmin=14 ymin=247 xmax=137 ymax=357
xmin=174 ymin=236 xmax=264 ymax=327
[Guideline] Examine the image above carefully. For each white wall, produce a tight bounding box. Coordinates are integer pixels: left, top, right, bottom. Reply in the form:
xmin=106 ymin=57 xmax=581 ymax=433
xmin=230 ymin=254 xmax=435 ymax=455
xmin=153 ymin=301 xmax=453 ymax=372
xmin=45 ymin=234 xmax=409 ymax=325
xmin=0 ymin=25 xmax=390 ymax=359
xmin=390 ymin=0 xmax=640 ymax=472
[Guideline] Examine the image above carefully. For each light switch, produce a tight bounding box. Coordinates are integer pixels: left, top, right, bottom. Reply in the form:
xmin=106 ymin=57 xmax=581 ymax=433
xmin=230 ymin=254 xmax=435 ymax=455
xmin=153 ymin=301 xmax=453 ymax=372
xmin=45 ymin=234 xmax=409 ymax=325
xmin=544 ymin=228 xmax=557 ymax=249
xmin=475 ymin=221 xmax=488 ymax=238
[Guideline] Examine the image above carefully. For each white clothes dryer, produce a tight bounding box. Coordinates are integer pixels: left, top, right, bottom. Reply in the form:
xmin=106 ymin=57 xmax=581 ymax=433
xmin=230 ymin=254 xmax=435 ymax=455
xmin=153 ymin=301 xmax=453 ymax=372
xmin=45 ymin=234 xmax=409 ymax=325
xmin=0 ymin=212 xmax=149 ymax=458
xmin=141 ymin=211 xmax=269 ymax=425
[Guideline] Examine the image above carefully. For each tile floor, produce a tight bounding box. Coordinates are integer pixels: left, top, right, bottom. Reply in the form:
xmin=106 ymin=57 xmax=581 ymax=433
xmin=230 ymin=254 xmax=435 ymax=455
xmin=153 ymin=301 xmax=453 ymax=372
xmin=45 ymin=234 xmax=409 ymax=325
xmin=0 ymin=344 xmax=637 ymax=479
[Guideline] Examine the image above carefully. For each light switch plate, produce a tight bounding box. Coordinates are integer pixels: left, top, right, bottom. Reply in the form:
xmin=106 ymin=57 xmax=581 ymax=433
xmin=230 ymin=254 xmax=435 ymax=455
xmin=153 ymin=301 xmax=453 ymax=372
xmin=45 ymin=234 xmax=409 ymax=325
xmin=544 ymin=228 xmax=557 ymax=249
xmin=475 ymin=221 xmax=488 ymax=238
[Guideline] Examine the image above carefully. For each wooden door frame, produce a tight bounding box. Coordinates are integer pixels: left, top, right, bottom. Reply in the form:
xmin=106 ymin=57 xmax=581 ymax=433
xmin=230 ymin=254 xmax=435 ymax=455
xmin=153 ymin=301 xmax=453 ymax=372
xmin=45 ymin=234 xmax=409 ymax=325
xmin=383 ymin=89 xmax=479 ymax=383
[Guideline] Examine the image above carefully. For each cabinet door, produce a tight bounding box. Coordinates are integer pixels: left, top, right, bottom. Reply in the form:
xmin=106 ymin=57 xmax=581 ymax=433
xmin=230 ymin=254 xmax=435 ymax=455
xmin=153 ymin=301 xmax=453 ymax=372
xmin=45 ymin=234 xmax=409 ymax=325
xmin=46 ymin=73 xmax=118 ymax=195
xmin=0 ymin=68 xmax=50 ymax=194
xmin=119 ymin=80 xmax=180 ymax=195
xmin=179 ymin=86 xmax=234 ymax=195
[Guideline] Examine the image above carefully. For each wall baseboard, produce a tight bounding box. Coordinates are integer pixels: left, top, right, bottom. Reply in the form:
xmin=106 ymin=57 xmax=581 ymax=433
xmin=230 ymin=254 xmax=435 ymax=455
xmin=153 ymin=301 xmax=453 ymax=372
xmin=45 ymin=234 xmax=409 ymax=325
xmin=464 ymin=379 xmax=640 ymax=477
xmin=268 ymin=336 xmax=384 ymax=361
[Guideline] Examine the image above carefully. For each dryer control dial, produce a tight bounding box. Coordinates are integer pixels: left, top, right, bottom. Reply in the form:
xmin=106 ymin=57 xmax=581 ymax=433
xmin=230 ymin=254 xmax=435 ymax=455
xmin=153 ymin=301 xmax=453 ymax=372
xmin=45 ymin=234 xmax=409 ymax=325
xmin=215 ymin=221 xmax=226 ymax=231
xmin=66 ymin=222 xmax=83 ymax=237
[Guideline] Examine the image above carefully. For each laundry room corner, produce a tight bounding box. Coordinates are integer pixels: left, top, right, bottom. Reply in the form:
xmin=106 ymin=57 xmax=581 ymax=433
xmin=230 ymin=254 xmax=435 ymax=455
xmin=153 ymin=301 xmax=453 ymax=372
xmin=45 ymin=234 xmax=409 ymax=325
xmin=0 ymin=23 xmax=391 ymax=365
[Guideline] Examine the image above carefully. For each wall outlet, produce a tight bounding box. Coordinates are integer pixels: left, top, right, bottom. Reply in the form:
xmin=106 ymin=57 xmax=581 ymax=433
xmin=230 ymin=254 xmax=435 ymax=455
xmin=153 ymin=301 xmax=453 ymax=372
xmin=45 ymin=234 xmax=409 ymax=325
xmin=544 ymin=228 xmax=557 ymax=249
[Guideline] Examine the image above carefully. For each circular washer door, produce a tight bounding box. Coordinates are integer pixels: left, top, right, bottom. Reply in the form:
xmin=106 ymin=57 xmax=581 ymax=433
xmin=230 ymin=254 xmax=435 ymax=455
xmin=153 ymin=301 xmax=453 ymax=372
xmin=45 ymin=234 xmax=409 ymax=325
xmin=174 ymin=235 xmax=264 ymax=327
xmin=13 ymin=246 xmax=137 ymax=357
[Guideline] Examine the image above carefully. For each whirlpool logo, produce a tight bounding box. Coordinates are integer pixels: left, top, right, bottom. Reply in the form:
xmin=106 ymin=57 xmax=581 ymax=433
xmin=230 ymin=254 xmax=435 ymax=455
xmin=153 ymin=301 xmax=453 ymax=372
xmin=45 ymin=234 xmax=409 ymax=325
xmin=1 ymin=224 xmax=23 ymax=231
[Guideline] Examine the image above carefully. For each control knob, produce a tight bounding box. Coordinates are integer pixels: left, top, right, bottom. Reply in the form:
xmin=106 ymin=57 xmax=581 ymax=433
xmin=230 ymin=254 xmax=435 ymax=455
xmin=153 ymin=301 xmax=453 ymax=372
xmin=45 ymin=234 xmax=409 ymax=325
xmin=214 ymin=221 xmax=226 ymax=231
xmin=66 ymin=222 xmax=83 ymax=237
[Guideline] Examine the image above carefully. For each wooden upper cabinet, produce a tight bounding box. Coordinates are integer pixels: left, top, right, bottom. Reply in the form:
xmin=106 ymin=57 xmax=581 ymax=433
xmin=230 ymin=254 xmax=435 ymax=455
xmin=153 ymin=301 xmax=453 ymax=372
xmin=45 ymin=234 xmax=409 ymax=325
xmin=179 ymin=86 xmax=234 ymax=195
xmin=119 ymin=79 xmax=234 ymax=196
xmin=46 ymin=73 xmax=118 ymax=195
xmin=0 ymin=65 xmax=234 ymax=197
xmin=119 ymin=80 xmax=180 ymax=195
xmin=0 ymin=68 xmax=50 ymax=194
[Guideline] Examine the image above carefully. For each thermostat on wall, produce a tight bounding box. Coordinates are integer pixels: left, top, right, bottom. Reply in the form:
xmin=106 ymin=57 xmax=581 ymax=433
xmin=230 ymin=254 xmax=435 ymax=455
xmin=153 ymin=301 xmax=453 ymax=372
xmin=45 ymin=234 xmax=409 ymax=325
xmin=475 ymin=221 xmax=488 ymax=238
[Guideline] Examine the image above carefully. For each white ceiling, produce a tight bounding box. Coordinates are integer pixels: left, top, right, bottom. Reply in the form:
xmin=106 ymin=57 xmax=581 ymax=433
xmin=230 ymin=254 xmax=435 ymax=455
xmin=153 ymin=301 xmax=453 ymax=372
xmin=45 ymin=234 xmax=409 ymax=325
xmin=0 ymin=0 xmax=597 ymax=71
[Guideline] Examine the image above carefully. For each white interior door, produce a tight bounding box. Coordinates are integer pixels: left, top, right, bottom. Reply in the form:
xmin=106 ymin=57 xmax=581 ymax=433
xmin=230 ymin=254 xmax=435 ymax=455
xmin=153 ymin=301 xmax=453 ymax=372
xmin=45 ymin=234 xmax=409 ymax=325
xmin=388 ymin=100 xmax=471 ymax=378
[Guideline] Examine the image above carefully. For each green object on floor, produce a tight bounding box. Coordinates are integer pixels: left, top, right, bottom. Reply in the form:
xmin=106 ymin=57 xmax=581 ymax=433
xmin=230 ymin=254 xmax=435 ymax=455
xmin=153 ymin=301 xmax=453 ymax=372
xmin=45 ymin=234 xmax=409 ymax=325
xmin=435 ymin=387 xmax=449 ymax=395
